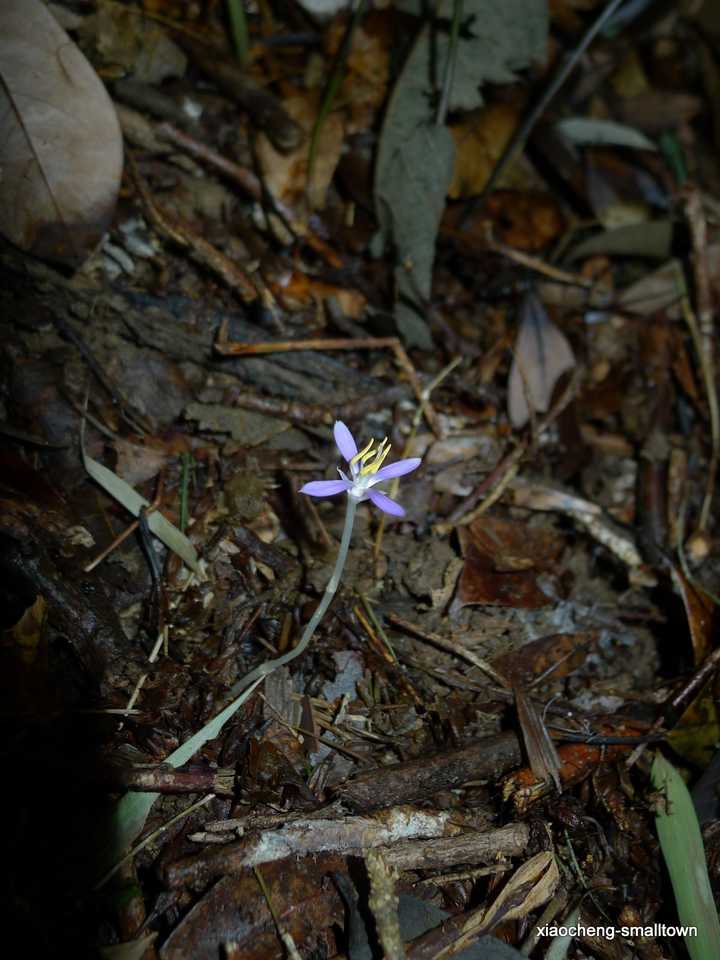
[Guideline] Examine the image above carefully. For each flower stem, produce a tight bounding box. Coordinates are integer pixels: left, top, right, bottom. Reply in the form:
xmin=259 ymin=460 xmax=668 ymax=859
xmin=104 ymin=502 xmax=358 ymax=871
xmin=233 ymin=497 xmax=357 ymax=694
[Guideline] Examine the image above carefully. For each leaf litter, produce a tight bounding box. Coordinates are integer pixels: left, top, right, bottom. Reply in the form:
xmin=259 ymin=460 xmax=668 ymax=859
xmin=2 ymin=1 xmax=720 ymax=958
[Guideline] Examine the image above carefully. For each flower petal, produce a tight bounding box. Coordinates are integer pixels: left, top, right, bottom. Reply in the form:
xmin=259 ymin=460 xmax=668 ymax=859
xmin=372 ymin=457 xmax=422 ymax=483
xmin=333 ymin=421 xmax=358 ymax=462
xmin=300 ymin=479 xmax=352 ymax=497
xmin=367 ymin=489 xmax=405 ymax=517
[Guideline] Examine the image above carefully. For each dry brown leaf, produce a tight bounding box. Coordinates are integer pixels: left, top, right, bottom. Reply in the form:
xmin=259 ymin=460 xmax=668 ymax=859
xmin=82 ymin=0 xmax=187 ymax=84
xmin=161 ymin=854 xmax=345 ymax=959
xmin=481 ymin=851 xmax=559 ymax=926
xmin=616 ymin=92 xmax=702 ymax=133
xmin=489 ymin=191 xmax=566 ymax=250
xmin=447 ymin=851 xmax=559 ymax=954
xmin=448 ymin=102 xmax=521 ymax=199
xmin=508 ymin=292 xmax=575 ymax=428
xmin=585 ymin=155 xmax=650 ymax=230
xmin=549 ymin=0 xmax=603 ymax=32
xmin=114 ymin=437 xmax=170 ymax=487
xmin=455 ymin=515 xmax=564 ymax=609
xmin=492 ymin=631 xmax=596 ymax=686
xmin=255 ymin=91 xmax=344 ymax=212
xmin=442 ymin=193 xmax=564 ymax=255
xmin=515 ymin=687 xmax=562 ymax=790
xmin=0 ymin=0 xmax=123 ymax=266
xmin=327 ymin=13 xmax=391 ymax=135
xmin=271 ymin=271 xmax=366 ymax=317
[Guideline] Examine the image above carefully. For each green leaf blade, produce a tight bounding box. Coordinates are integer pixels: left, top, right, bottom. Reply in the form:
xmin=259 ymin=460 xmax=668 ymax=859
xmin=651 ymin=752 xmax=720 ymax=960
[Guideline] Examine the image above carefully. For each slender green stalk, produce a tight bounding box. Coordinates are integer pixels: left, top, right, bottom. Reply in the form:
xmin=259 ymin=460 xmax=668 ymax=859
xmin=227 ymin=497 xmax=357 ymax=698
xmin=436 ymin=0 xmax=463 ymax=127
xmin=307 ymin=0 xmax=366 ymax=196
xmin=179 ymin=451 xmax=193 ymax=533
xmin=227 ymin=0 xmax=249 ymax=66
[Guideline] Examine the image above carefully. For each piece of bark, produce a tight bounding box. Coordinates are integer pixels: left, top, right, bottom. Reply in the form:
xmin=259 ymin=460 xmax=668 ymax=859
xmin=164 ymin=805 xmax=466 ymax=889
xmin=365 ymin=849 xmax=404 ymax=960
xmin=110 ymin=763 xmax=235 ymax=796
xmin=0 ymin=498 xmax=131 ymax=688
xmin=380 ymin=823 xmax=531 ymax=872
xmin=334 ymin=732 xmax=522 ymax=810
xmin=0 ymin=242 xmax=384 ymax=406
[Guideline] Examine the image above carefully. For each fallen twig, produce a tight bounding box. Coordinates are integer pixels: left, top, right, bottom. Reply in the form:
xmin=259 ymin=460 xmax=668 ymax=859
xmin=214 ymin=324 xmax=442 ymax=437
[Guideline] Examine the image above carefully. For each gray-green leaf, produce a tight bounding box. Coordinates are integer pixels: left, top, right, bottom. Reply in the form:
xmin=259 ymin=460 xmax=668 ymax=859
xmin=374 ymin=0 xmax=547 ymax=347
xmin=82 ymin=444 xmax=202 ymax=575
xmin=557 ymin=117 xmax=657 ymax=151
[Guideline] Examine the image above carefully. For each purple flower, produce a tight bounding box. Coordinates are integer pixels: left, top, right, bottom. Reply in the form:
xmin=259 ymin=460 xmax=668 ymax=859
xmin=300 ymin=421 xmax=421 ymax=517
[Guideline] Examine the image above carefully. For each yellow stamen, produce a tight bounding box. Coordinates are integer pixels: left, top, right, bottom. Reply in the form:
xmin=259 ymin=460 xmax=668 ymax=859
xmin=350 ymin=437 xmax=374 ymax=469
xmin=360 ymin=437 xmax=392 ymax=476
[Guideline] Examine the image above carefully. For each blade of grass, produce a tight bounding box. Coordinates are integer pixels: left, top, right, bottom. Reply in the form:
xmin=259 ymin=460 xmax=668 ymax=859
xmin=179 ymin=451 xmax=194 ymax=533
xmin=651 ymin=751 xmax=720 ymax=960
xmin=227 ymin=0 xmax=249 ymax=65
xmin=435 ymin=0 xmax=464 ymax=126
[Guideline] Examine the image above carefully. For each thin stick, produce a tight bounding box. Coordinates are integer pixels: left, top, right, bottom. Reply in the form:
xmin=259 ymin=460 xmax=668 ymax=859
xmin=436 ymin=0 xmax=463 ymax=127
xmin=387 ymin=613 xmax=508 ymax=688
xmin=626 ymin=641 xmax=720 ymax=769
xmin=354 ymin=599 xmax=423 ymax=707
xmin=126 ymin=149 xmax=258 ymax=302
xmin=483 ymin=222 xmax=611 ymax=299
xmin=215 ymin=324 xmax=442 ymax=437
xmin=461 ymin=0 xmax=628 ymax=224
xmin=684 ymin=189 xmax=719 ymax=533
xmin=253 ymin=866 xmax=303 ymax=960
xmin=216 ymin=334 xmax=398 ymax=355
xmin=84 ymin=484 xmax=163 ymax=573
xmin=157 ymin=121 xmax=261 ymax=199
xmin=155 ymin=122 xmax=342 ymax=268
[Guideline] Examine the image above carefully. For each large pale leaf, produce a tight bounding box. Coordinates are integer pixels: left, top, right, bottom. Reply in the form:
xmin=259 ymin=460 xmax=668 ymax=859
xmin=376 ymin=123 xmax=455 ymax=348
xmin=652 ymin=752 xmax=720 ymax=960
xmin=0 ymin=0 xmax=123 ymax=265
xmin=374 ymin=0 xmax=547 ymax=347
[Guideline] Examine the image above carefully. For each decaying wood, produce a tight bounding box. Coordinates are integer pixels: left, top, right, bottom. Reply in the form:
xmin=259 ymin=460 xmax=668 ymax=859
xmin=380 ymin=823 xmax=531 ymax=872
xmin=163 ymin=805 xmax=484 ymax=888
xmin=227 ymin=383 xmax=411 ymax=426
xmin=0 ymin=242 xmax=388 ymax=408
xmin=110 ymin=764 xmax=235 ymax=796
xmin=334 ymin=732 xmax=522 ymax=810
xmin=0 ymin=497 xmax=132 ymax=688
xmin=365 ymin=849 xmax=405 ymax=960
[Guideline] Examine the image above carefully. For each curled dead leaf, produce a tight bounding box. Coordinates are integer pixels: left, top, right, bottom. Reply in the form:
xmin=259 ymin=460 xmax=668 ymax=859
xmin=508 ymin=292 xmax=575 ymax=428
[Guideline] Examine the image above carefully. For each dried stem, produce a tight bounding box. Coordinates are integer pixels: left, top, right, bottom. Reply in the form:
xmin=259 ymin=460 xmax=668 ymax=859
xmin=684 ymin=189 xmax=719 ymax=533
